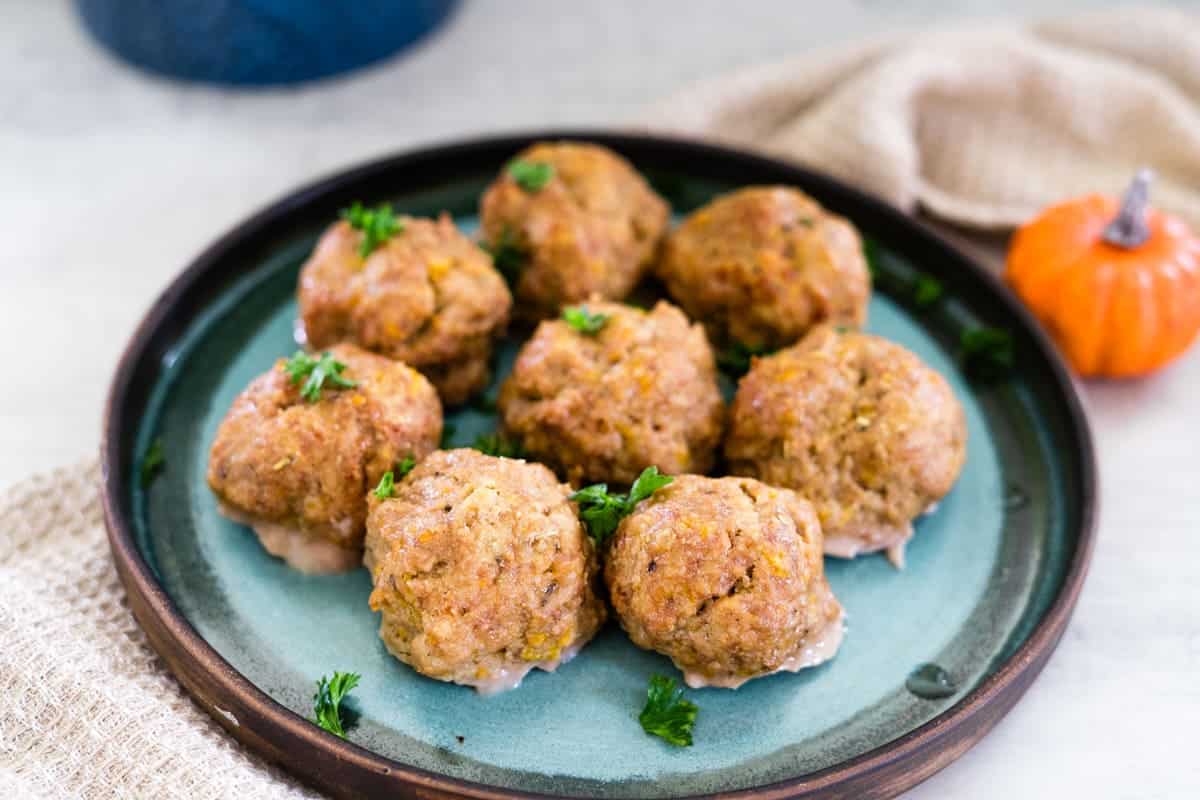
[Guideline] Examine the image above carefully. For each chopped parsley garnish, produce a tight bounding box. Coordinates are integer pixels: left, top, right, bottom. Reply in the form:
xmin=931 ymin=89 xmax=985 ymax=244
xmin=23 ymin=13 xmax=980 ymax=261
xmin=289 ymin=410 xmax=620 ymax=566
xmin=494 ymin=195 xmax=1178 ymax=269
xmin=639 ymin=674 xmax=698 ymax=747
xmin=140 ymin=437 xmax=165 ymax=487
xmin=372 ymin=457 xmax=415 ymax=500
xmin=913 ymin=274 xmax=944 ymax=308
xmin=508 ymin=159 xmax=554 ymax=192
xmin=716 ymin=341 xmax=772 ymax=377
xmin=312 ymin=671 xmax=360 ymax=739
xmin=472 ymin=432 xmax=526 ymax=459
xmin=570 ymin=466 xmax=673 ymax=546
xmin=283 ymin=350 xmax=358 ymax=402
xmin=562 ymin=305 xmax=610 ymax=335
xmin=340 ymin=201 xmax=403 ymax=258
xmin=372 ymin=471 xmax=396 ymax=499
xmin=863 ymin=238 xmax=882 ymax=280
xmin=481 ymin=226 xmax=527 ymax=285
xmin=960 ymin=327 xmax=1014 ymax=380
xmin=395 ymin=455 xmax=416 ymax=478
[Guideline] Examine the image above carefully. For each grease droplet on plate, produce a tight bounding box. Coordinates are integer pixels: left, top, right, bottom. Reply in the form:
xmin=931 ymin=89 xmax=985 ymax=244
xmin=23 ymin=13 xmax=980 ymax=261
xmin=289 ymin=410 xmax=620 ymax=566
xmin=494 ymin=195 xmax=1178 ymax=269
xmin=906 ymin=663 xmax=957 ymax=699
xmin=1003 ymin=483 xmax=1029 ymax=511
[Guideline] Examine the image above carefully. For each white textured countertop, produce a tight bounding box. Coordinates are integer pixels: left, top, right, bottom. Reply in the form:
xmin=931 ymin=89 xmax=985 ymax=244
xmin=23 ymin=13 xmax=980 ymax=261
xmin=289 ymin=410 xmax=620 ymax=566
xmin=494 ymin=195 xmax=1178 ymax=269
xmin=3 ymin=1 xmax=1197 ymax=797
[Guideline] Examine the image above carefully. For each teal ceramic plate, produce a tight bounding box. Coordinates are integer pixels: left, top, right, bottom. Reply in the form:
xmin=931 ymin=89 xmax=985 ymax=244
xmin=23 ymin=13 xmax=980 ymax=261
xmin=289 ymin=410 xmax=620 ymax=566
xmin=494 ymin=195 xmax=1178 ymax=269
xmin=101 ymin=133 xmax=1096 ymax=799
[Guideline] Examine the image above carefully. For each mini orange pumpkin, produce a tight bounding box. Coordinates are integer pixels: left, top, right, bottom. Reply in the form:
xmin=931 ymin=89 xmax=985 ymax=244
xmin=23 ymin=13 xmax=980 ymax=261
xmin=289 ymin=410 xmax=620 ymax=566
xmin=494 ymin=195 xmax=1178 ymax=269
xmin=1006 ymin=169 xmax=1200 ymax=378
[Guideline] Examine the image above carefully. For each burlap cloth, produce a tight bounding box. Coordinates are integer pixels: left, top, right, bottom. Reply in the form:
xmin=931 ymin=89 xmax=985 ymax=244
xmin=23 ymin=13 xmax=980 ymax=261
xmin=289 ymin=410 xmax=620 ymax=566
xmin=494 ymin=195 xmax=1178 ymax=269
xmin=3 ymin=7 xmax=1197 ymax=798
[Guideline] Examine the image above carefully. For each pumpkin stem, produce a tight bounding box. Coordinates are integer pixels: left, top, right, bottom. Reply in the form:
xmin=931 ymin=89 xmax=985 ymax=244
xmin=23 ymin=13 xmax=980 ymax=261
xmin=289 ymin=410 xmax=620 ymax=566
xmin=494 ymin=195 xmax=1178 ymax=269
xmin=1102 ymin=168 xmax=1154 ymax=249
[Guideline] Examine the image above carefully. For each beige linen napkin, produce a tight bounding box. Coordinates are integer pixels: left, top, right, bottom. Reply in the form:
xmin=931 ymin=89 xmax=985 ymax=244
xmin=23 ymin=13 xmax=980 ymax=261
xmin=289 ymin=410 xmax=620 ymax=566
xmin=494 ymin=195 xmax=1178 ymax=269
xmin=0 ymin=461 xmax=316 ymax=800
xmin=641 ymin=6 xmax=1200 ymax=230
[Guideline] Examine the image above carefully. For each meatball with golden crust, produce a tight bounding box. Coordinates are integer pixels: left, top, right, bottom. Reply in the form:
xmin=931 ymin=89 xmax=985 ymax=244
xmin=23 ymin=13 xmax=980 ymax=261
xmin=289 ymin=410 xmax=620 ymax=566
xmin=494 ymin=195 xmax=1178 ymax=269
xmin=207 ymin=344 xmax=441 ymax=574
xmin=299 ymin=212 xmax=512 ymax=405
xmin=606 ymin=475 xmax=843 ymax=689
xmin=364 ymin=449 xmax=606 ymax=693
xmin=498 ymin=299 xmax=725 ymax=486
xmin=479 ymin=141 xmax=669 ymax=318
xmin=725 ymin=326 xmax=967 ymax=567
xmin=658 ymin=186 xmax=870 ymax=350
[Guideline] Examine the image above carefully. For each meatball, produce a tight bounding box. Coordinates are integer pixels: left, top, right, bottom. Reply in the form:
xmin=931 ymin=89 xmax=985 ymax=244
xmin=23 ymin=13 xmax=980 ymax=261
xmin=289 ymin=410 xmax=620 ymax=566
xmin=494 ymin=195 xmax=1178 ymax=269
xmin=363 ymin=449 xmax=606 ymax=693
xmin=498 ymin=299 xmax=725 ymax=486
xmin=207 ymin=344 xmax=441 ymax=574
xmin=299 ymin=212 xmax=512 ymax=405
xmin=606 ymin=475 xmax=843 ymax=689
xmin=657 ymin=186 xmax=870 ymax=350
xmin=479 ymin=141 xmax=669 ymax=318
xmin=725 ymin=326 xmax=967 ymax=567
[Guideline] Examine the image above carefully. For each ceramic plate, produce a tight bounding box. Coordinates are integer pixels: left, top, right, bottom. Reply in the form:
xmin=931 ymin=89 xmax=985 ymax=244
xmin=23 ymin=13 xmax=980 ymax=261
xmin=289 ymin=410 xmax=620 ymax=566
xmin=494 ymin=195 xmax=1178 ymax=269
xmin=101 ymin=133 xmax=1096 ymax=799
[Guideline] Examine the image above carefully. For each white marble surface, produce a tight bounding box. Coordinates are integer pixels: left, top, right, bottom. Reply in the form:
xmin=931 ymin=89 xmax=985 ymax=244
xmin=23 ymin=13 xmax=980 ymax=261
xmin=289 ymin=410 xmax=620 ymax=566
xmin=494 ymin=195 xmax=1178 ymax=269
xmin=3 ymin=1 xmax=1198 ymax=797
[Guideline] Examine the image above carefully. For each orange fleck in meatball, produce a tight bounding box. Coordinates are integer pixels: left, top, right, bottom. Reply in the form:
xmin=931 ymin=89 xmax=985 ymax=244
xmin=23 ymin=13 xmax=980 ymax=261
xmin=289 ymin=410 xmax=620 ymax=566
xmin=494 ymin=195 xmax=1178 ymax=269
xmin=606 ymin=475 xmax=843 ymax=689
xmin=364 ymin=449 xmax=606 ymax=693
xmin=658 ymin=186 xmax=870 ymax=350
xmin=498 ymin=299 xmax=725 ymax=486
xmin=479 ymin=141 xmax=669 ymax=318
xmin=299 ymin=213 xmax=511 ymax=405
xmin=207 ymin=344 xmax=441 ymax=574
xmin=725 ymin=326 xmax=967 ymax=567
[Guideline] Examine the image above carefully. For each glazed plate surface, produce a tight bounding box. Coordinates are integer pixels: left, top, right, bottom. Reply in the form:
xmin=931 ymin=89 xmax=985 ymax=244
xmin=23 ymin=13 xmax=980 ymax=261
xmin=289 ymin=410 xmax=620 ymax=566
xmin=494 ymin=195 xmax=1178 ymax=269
xmin=102 ymin=133 xmax=1094 ymax=799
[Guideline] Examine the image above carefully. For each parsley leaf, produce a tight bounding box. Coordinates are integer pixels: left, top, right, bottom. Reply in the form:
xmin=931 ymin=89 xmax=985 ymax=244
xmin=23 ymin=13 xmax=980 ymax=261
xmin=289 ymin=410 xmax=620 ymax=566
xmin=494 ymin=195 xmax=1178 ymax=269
xmin=283 ymin=350 xmax=358 ymax=402
xmin=716 ymin=341 xmax=772 ymax=377
xmin=570 ymin=466 xmax=673 ymax=546
xmin=396 ymin=455 xmax=416 ymax=478
xmin=628 ymin=466 xmax=674 ymax=506
xmin=140 ymin=437 xmax=165 ymax=487
xmin=508 ymin=159 xmax=554 ymax=192
xmin=312 ymin=671 xmax=360 ymax=739
xmin=913 ymin=274 xmax=944 ymax=308
xmin=639 ymin=674 xmax=698 ymax=747
xmin=472 ymin=433 xmax=526 ymax=459
xmin=562 ymin=305 xmax=610 ymax=335
xmin=372 ymin=471 xmax=396 ymax=499
xmin=373 ymin=456 xmax=416 ymax=500
xmin=340 ymin=202 xmax=403 ymax=258
xmin=481 ymin=226 xmax=527 ymax=285
xmin=960 ymin=327 xmax=1014 ymax=380
xmin=863 ymin=237 xmax=882 ymax=281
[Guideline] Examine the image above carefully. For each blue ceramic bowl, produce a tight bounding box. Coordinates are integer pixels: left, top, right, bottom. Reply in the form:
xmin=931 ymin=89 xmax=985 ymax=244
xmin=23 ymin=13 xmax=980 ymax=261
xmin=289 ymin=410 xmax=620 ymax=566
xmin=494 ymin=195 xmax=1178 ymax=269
xmin=75 ymin=0 xmax=459 ymax=86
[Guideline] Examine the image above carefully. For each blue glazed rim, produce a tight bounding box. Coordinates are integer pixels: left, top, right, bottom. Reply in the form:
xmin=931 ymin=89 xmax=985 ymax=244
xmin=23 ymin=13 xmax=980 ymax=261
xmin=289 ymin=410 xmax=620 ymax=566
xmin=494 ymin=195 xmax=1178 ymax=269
xmin=100 ymin=131 xmax=1097 ymax=799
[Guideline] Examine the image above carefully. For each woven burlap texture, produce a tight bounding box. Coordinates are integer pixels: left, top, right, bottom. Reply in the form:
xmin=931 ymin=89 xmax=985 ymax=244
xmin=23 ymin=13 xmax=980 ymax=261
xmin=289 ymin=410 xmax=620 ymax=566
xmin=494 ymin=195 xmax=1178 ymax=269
xmin=641 ymin=6 xmax=1200 ymax=230
xmin=0 ymin=460 xmax=316 ymax=800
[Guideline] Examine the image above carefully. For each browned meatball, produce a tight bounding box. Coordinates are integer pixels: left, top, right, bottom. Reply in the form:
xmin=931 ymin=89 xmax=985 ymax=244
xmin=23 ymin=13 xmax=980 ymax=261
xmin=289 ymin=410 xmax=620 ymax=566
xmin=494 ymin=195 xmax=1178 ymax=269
xmin=606 ymin=475 xmax=843 ymax=689
xmin=658 ymin=186 xmax=870 ymax=350
xmin=298 ymin=213 xmax=512 ymax=405
xmin=479 ymin=141 xmax=669 ymax=318
xmin=498 ymin=299 xmax=724 ymax=486
xmin=364 ymin=449 xmax=606 ymax=693
xmin=725 ymin=326 xmax=967 ymax=567
xmin=207 ymin=344 xmax=441 ymax=574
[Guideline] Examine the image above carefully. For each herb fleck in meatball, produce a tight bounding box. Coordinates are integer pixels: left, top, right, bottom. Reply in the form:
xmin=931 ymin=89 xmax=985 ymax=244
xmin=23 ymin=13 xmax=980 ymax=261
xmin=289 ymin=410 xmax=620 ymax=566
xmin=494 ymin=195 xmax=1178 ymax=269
xmin=479 ymin=141 xmax=670 ymax=318
xmin=364 ymin=449 xmax=606 ymax=693
xmin=207 ymin=344 xmax=442 ymax=574
xmin=658 ymin=186 xmax=870 ymax=350
xmin=725 ymin=326 xmax=967 ymax=567
xmin=299 ymin=212 xmax=512 ymax=405
xmin=498 ymin=299 xmax=725 ymax=486
xmin=606 ymin=475 xmax=843 ymax=689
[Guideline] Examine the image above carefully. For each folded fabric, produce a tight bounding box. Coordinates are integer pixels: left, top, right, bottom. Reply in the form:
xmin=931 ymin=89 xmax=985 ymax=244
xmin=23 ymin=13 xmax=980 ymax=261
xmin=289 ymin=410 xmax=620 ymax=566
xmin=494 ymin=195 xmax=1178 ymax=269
xmin=0 ymin=461 xmax=316 ymax=799
xmin=640 ymin=6 xmax=1200 ymax=230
